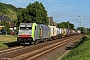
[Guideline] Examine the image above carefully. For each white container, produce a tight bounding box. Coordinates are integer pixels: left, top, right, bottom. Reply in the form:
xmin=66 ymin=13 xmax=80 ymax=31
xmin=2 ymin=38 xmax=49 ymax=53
xmin=49 ymin=26 xmax=57 ymax=37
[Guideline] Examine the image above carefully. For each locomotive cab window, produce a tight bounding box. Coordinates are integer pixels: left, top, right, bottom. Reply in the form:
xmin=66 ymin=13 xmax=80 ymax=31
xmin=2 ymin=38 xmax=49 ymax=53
xmin=20 ymin=27 xmax=25 ymax=30
xmin=26 ymin=27 xmax=32 ymax=30
xmin=20 ymin=27 xmax=32 ymax=30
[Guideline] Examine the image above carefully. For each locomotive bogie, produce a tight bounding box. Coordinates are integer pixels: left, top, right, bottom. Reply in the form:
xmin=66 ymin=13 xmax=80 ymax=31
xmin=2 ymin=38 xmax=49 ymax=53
xmin=17 ymin=37 xmax=33 ymax=43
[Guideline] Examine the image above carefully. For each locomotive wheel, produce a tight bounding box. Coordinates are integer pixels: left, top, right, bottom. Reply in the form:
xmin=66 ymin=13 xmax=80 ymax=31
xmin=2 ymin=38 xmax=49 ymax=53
xmin=29 ymin=42 xmax=32 ymax=45
xmin=17 ymin=38 xmax=21 ymax=43
xmin=45 ymin=39 xmax=48 ymax=42
xmin=34 ymin=41 xmax=37 ymax=45
xmin=34 ymin=40 xmax=39 ymax=45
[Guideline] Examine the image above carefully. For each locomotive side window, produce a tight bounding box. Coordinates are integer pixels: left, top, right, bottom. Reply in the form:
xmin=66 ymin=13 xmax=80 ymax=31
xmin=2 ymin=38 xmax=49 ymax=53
xmin=35 ymin=26 xmax=36 ymax=30
xmin=53 ymin=27 xmax=54 ymax=34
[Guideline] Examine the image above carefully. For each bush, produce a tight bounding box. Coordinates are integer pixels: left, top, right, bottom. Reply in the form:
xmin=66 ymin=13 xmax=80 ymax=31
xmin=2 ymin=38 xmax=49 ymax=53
xmin=74 ymin=35 xmax=88 ymax=48
xmin=62 ymin=35 xmax=90 ymax=60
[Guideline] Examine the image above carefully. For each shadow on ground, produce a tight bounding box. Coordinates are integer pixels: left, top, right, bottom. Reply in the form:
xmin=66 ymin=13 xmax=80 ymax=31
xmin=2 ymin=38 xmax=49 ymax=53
xmin=3 ymin=42 xmax=32 ymax=47
xmin=3 ymin=41 xmax=20 ymax=47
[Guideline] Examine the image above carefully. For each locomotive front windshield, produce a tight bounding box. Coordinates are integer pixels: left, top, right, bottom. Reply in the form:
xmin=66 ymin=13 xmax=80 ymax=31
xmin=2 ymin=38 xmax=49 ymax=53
xmin=20 ymin=27 xmax=32 ymax=30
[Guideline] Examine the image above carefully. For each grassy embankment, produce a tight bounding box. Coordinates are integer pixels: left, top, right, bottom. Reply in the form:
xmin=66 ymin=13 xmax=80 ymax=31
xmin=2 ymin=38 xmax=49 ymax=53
xmin=61 ymin=34 xmax=90 ymax=60
xmin=0 ymin=35 xmax=18 ymax=50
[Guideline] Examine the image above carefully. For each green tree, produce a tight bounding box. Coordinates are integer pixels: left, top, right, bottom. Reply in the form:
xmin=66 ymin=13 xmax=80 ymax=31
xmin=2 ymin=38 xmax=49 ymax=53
xmin=86 ymin=28 xmax=90 ymax=34
xmin=57 ymin=21 xmax=75 ymax=29
xmin=16 ymin=1 xmax=48 ymax=26
xmin=0 ymin=20 xmax=10 ymax=34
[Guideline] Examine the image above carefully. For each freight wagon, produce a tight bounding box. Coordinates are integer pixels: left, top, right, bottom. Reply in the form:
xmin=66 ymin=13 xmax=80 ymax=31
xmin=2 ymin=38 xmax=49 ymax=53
xmin=76 ymin=30 xmax=81 ymax=35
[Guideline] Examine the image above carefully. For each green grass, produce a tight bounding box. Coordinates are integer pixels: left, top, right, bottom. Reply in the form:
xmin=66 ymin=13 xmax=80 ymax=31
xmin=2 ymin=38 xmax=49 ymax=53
xmin=0 ymin=41 xmax=9 ymax=49
xmin=61 ymin=35 xmax=90 ymax=60
xmin=0 ymin=35 xmax=18 ymax=49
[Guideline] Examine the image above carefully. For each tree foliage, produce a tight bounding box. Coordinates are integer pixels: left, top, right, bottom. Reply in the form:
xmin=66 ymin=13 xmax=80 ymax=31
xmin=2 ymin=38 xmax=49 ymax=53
xmin=0 ymin=20 xmax=10 ymax=34
xmin=16 ymin=1 xmax=48 ymax=26
xmin=57 ymin=21 xmax=75 ymax=29
xmin=0 ymin=2 xmax=22 ymax=13
xmin=86 ymin=28 xmax=90 ymax=34
xmin=0 ymin=2 xmax=23 ymax=20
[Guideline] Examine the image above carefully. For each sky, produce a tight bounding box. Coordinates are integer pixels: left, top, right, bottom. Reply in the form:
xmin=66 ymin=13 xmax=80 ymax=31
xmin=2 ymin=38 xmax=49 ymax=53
xmin=0 ymin=0 xmax=90 ymax=28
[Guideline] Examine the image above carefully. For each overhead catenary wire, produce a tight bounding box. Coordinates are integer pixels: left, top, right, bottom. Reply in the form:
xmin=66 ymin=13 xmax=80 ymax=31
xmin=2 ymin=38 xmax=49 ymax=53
xmin=41 ymin=0 xmax=68 ymax=21
xmin=42 ymin=0 xmax=87 ymax=28
xmin=40 ymin=0 xmax=82 ymax=23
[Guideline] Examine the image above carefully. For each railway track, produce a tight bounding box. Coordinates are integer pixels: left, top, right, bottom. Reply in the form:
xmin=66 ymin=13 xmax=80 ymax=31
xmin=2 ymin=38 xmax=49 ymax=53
xmin=0 ymin=34 xmax=83 ymax=60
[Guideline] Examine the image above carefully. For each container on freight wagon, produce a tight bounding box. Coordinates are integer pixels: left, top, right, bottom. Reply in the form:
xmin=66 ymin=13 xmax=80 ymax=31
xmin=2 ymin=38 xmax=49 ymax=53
xmin=49 ymin=26 xmax=57 ymax=37
xmin=76 ymin=30 xmax=81 ymax=35
xmin=59 ymin=28 xmax=62 ymax=34
xmin=66 ymin=28 xmax=70 ymax=36
xmin=56 ymin=28 xmax=60 ymax=35
xmin=62 ymin=28 xmax=67 ymax=37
